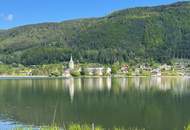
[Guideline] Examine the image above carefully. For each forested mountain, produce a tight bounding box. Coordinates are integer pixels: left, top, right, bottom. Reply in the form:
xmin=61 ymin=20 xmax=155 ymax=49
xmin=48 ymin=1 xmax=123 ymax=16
xmin=0 ymin=1 xmax=190 ymax=65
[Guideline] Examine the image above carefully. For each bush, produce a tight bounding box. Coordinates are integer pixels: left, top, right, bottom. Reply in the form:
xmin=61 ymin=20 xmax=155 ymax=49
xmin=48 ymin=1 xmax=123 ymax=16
xmin=161 ymin=70 xmax=178 ymax=76
xmin=111 ymin=65 xmax=120 ymax=74
xmin=49 ymin=70 xmax=61 ymax=77
xmin=70 ymin=70 xmax=81 ymax=77
xmin=140 ymin=70 xmax=151 ymax=76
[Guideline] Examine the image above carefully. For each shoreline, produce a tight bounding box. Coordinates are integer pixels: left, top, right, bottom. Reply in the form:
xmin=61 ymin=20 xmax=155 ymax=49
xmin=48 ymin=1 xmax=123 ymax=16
xmin=0 ymin=75 xmax=189 ymax=80
xmin=0 ymin=75 xmax=49 ymax=80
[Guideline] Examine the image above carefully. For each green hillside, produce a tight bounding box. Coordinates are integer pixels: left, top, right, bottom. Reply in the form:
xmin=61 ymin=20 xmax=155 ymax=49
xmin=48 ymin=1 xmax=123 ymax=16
xmin=0 ymin=1 xmax=190 ymax=65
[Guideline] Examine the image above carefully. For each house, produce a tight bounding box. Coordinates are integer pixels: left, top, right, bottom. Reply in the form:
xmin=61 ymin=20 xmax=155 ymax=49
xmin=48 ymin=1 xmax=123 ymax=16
xmin=151 ymin=69 xmax=161 ymax=76
xmin=62 ymin=68 xmax=71 ymax=77
xmin=160 ymin=64 xmax=172 ymax=71
xmin=94 ymin=68 xmax=104 ymax=76
xmin=83 ymin=68 xmax=103 ymax=76
xmin=120 ymin=65 xmax=129 ymax=73
xmin=140 ymin=65 xmax=152 ymax=71
xmin=106 ymin=67 xmax=112 ymax=75
xmin=18 ymin=69 xmax=32 ymax=76
xmin=83 ymin=67 xmax=111 ymax=76
xmin=134 ymin=68 xmax=140 ymax=76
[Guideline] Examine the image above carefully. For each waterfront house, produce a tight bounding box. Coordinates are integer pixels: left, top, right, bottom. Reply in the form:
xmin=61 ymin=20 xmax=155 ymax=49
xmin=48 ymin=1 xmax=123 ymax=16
xmin=151 ymin=69 xmax=161 ymax=76
xmin=83 ymin=67 xmax=104 ymax=76
xmin=17 ymin=69 xmax=32 ymax=76
xmin=106 ymin=67 xmax=112 ymax=75
xmin=63 ymin=68 xmax=71 ymax=77
xmin=140 ymin=65 xmax=152 ymax=71
xmin=160 ymin=64 xmax=172 ymax=71
xmin=83 ymin=67 xmax=111 ymax=76
xmin=120 ymin=65 xmax=129 ymax=73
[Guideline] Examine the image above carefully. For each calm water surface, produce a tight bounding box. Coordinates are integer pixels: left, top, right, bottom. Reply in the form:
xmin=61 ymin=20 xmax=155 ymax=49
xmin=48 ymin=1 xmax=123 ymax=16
xmin=0 ymin=77 xmax=190 ymax=130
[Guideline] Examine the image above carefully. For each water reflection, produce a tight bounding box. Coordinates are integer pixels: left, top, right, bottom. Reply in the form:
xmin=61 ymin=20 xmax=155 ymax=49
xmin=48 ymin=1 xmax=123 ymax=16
xmin=63 ymin=77 xmax=190 ymax=101
xmin=0 ymin=77 xmax=190 ymax=130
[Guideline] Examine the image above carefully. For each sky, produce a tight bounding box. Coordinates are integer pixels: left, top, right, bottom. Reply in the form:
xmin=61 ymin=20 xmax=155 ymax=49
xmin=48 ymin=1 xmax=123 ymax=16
xmin=0 ymin=0 xmax=186 ymax=29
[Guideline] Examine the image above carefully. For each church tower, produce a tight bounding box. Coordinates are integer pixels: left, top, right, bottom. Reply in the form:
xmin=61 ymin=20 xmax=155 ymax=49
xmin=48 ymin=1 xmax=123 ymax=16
xmin=69 ymin=55 xmax=74 ymax=70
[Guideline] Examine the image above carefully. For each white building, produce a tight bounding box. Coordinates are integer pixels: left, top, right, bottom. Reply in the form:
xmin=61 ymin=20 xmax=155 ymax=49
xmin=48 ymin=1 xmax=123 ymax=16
xmin=151 ymin=69 xmax=161 ymax=77
xmin=83 ymin=67 xmax=111 ymax=76
xmin=69 ymin=55 xmax=74 ymax=70
xmin=160 ymin=64 xmax=172 ymax=71
xmin=62 ymin=55 xmax=74 ymax=77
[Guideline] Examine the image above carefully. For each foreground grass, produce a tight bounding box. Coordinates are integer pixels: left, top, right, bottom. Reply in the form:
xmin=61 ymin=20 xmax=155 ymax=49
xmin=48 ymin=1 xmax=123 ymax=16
xmin=185 ymin=124 xmax=190 ymax=130
xmin=13 ymin=123 xmax=190 ymax=130
xmin=13 ymin=124 xmax=145 ymax=130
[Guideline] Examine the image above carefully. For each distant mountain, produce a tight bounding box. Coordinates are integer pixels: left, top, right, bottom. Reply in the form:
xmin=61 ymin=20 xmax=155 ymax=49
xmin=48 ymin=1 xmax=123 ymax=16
xmin=0 ymin=1 xmax=190 ymax=65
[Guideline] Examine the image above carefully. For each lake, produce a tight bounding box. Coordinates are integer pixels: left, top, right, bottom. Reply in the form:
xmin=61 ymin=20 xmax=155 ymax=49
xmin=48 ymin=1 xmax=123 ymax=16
xmin=0 ymin=77 xmax=190 ymax=130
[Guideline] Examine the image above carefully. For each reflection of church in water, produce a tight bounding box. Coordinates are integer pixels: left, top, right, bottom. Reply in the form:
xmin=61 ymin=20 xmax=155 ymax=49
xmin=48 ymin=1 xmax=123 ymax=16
xmin=63 ymin=77 xmax=190 ymax=102
xmin=63 ymin=77 xmax=112 ymax=103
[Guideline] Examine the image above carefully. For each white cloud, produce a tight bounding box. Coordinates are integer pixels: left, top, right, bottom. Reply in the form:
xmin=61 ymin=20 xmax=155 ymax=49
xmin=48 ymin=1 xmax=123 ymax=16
xmin=6 ymin=14 xmax=14 ymax=21
xmin=0 ymin=13 xmax=14 ymax=22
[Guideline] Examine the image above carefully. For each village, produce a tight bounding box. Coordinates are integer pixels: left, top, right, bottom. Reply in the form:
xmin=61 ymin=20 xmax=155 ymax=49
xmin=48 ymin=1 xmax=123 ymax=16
xmin=57 ymin=56 xmax=190 ymax=77
xmin=0 ymin=55 xmax=190 ymax=77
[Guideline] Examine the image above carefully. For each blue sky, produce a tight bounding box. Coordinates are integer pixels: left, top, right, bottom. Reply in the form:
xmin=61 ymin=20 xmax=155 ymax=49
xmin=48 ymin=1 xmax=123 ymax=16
xmin=0 ymin=0 xmax=185 ymax=29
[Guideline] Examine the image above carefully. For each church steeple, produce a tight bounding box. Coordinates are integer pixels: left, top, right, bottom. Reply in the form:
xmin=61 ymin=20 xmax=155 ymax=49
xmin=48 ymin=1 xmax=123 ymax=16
xmin=69 ymin=55 xmax=74 ymax=70
xmin=70 ymin=55 xmax=73 ymax=62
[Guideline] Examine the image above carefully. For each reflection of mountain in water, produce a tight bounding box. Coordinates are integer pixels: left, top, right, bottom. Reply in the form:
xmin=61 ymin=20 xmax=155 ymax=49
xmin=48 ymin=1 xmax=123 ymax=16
xmin=0 ymin=77 xmax=190 ymax=130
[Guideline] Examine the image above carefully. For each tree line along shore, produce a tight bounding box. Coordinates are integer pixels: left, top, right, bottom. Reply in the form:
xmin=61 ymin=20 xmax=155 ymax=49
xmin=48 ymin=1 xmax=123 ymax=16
xmin=0 ymin=57 xmax=190 ymax=78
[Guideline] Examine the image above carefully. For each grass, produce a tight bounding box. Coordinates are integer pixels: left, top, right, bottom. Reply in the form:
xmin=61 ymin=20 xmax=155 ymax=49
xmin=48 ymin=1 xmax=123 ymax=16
xmin=161 ymin=70 xmax=179 ymax=76
xmin=13 ymin=124 xmax=145 ymax=130
xmin=185 ymin=123 xmax=190 ymax=130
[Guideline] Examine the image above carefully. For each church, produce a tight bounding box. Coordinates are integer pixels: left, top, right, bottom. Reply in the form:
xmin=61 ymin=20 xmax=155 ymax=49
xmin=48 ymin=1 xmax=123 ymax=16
xmin=62 ymin=55 xmax=75 ymax=77
xmin=69 ymin=55 xmax=74 ymax=70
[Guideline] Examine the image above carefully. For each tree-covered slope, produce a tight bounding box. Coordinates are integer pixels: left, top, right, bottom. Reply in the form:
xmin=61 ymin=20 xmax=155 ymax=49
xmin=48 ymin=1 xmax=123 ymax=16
xmin=0 ymin=1 xmax=190 ymax=65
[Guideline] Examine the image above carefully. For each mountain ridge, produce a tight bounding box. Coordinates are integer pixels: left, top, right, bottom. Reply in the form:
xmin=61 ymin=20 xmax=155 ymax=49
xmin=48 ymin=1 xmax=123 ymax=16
xmin=1 ymin=1 xmax=190 ymax=30
xmin=0 ymin=1 xmax=190 ymax=65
